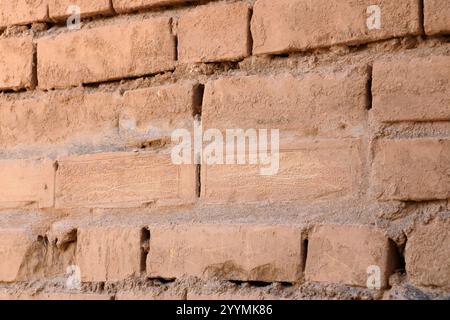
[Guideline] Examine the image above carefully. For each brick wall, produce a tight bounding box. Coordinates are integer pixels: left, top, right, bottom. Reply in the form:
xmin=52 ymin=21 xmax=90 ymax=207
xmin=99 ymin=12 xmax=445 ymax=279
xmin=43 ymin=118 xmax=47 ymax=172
xmin=0 ymin=0 xmax=449 ymax=300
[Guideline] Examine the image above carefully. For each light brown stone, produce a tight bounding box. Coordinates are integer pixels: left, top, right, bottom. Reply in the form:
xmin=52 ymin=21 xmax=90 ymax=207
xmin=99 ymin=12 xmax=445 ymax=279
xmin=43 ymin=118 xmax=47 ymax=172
xmin=48 ymin=0 xmax=113 ymax=20
xmin=0 ymin=0 xmax=48 ymax=27
xmin=424 ymin=0 xmax=450 ymax=35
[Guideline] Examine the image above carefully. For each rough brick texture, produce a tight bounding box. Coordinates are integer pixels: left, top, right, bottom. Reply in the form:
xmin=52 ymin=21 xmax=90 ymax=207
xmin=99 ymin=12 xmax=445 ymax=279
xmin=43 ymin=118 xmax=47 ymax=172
xmin=0 ymin=0 xmax=48 ymax=27
xmin=424 ymin=0 xmax=450 ymax=35
xmin=0 ymin=37 xmax=34 ymax=91
xmin=48 ymin=0 xmax=113 ymax=20
xmin=147 ymin=224 xmax=304 ymax=282
xmin=252 ymin=0 xmax=421 ymax=55
xmin=305 ymin=225 xmax=400 ymax=288
xmin=114 ymin=0 xmax=199 ymax=12
xmin=37 ymin=18 xmax=176 ymax=89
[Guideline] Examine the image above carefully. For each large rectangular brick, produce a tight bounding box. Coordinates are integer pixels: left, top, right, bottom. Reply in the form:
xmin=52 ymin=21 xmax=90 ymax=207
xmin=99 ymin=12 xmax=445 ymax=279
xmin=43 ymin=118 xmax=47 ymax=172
xmin=424 ymin=0 xmax=450 ymax=35
xmin=252 ymin=0 xmax=421 ymax=55
xmin=305 ymin=225 xmax=400 ymax=288
xmin=201 ymin=140 xmax=362 ymax=203
xmin=48 ymin=0 xmax=113 ymax=20
xmin=0 ymin=89 xmax=120 ymax=148
xmin=120 ymin=81 xmax=201 ymax=144
xmin=373 ymin=55 xmax=450 ymax=122
xmin=113 ymin=0 xmax=198 ymax=13
xmin=405 ymin=216 xmax=450 ymax=289
xmin=371 ymin=139 xmax=450 ymax=201
xmin=0 ymin=228 xmax=34 ymax=282
xmin=37 ymin=18 xmax=176 ymax=89
xmin=0 ymin=159 xmax=54 ymax=208
xmin=203 ymin=69 xmax=368 ymax=141
xmin=0 ymin=36 xmax=34 ymax=91
xmin=55 ymin=152 xmax=196 ymax=208
xmin=0 ymin=0 xmax=48 ymax=28
xmin=178 ymin=2 xmax=250 ymax=63
xmin=76 ymin=226 xmax=142 ymax=282
xmin=147 ymin=224 xmax=304 ymax=283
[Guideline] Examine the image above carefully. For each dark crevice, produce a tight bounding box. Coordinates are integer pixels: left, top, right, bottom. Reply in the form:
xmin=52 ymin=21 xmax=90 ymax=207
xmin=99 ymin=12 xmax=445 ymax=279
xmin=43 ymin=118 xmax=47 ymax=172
xmin=195 ymin=164 xmax=201 ymax=198
xmin=193 ymin=83 xmax=204 ymax=117
xmin=418 ymin=0 xmax=425 ymax=35
xmin=229 ymin=280 xmax=272 ymax=288
xmin=247 ymin=7 xmax=254 ymax=56
xmin=394 ymin=239 xmax=407 ymax=274
xmin=366 ymin=64 xmax=373 ymax=110
xmin=140 ymin=227 xmax=150 ymax=273
xmin=301 ymin=238 xmax=309 ymax=273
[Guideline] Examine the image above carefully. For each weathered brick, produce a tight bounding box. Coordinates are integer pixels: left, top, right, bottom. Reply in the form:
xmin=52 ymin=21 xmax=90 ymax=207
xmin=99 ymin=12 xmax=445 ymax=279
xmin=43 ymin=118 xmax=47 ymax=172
xmin=147 ymin=224 xmax=304 ymax=282
xmin=305 ymin=225 xmax=400 ymax=288
xmin=76 ymin=226 xmax=142 ymax=282
xmin=405 ymin=216 xmax=450 ymax=289
xmin=187 ymin=291 xmax=281 ymax=300
xmin=48 ymin=0 xmax=113 ymax=20
xmin=0 ymin=89 xmax=120 ymax=148
xmin=0 ymin=0 xmax=48 ymax=27
xmin=0 ymin=290 xmax=112 ymax=300
xmin=37 ymin=18 xmax=176 ymax=89
xmin=0 ymin=159 xmax=54 ymax=208
xmin=373 ymin=55 xmax=450 ymax=122
xmin=55 ymin=152 xmax=196 ymax=208
xmin=203 ymin=69 xmax=368 ymax=141
xmin=178 ymin=2 xmax=250 ymax=63
xmin=252 ymin=0 xmax=421 ymax=55
xmin=424 ymin=0 xmax=450 ymax=35
xmin=0 ymin=229 xmax=34 ymax=282
xmin=201 ymin=140 xmax=362 ymax=203
xmin=113 ymin=0 xmax=198 ymax=13
xmin=371 ymin=139 xmax=450 ymax=201
xmin=0 ymin=36 xmax=34 ymax=91
xmin=115 ymin=290 xmax=184 ymax=300
xmin=121 ymin=81 xmax=201 ymax=144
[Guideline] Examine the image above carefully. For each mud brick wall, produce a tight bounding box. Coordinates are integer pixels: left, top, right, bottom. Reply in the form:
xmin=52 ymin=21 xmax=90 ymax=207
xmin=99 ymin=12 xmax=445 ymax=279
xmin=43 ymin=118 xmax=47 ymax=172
xmin=0 ymin=0 xmax=449 ymax=300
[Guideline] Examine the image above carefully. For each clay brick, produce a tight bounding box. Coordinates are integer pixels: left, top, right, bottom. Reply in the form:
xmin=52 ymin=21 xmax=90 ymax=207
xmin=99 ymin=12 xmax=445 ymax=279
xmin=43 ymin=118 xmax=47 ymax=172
xmin=48 ymin=0 xmax=113 ymax=20
xmin=76 ymin=226 xmax=142 ymax=282
xmin=305 ymin=225 xmax=400 ymax=288
xmin=203 ymin=70 xmax=368 ymax=141
xmin=0 ymin=89 xmax=120 ymax=148
xmin=0 ymin=159 xmax=54 ymax=208
xmin=252 ymin=0 xmax=421 ymax=55
xmin=55 ymin=152 xmax=196 ymax=208
xmin=0 ymin=229 xmax=34 ymax=282
xmin=0 ymin=36 xmax=34 ymax=91
xmin=424 ymin=0 xmax=450 ymax=35
xmin=405 ymin=216 xmax=450 ymax=289
xmin=147 ymin=224 xmax=304 ymax=283
xmin=371 ymin=139 xmax=450 ymax=201
xmin=0 ymin=290 xmax=112 ymax=300
xmin=0 ymin=0 xmax=48 ymax=27
xmin=114 ymin=0 xmax=198 ymax=13
xmin=115 ymin=290 xmax=184 ymax=300
xmin=373 ymin=55 xmax=450 ymax=122
xmin=37 ymin=18 xmax=176 ymax=89
xmin=121 ymin=81 xmax=201 ymax=144
xmin=201 ymin=140 xmax=362 ymax=203
xmin=178 ymin=2 xmax=250 ymax=63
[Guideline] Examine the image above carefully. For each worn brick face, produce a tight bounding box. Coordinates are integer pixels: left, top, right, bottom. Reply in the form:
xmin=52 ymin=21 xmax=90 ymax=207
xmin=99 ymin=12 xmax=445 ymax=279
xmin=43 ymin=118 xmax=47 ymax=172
xmin=371 ymin=139 xmax=450 ymax=201
xmin=147 ymin=224 xmax=304 ymax=282
xmin=55 ymin=152 xmax=196 ymax=208
xmin=178 ymin=2 xmax=250 ymax=63
xmin=252 ymin=0 xmax=421 ymax=55
xmin=305 ymin=225 xmax=400 ymax=288
xmin=373 ymin=55 xmax=450 ymax=122
xmin=48 ymin=0 xmax=113 ymax=20
xmin=0 ymin=0 xmax=48 ymax=27
xmin=424 ymin=0 xmax=450 ymax=35
xmin=0 ymin=229 xmax=34 ymax=282
xmin=0 ymin=36 xmax=34 ymax=91
xmin=37 ymin=18 xmax=176 ymax=89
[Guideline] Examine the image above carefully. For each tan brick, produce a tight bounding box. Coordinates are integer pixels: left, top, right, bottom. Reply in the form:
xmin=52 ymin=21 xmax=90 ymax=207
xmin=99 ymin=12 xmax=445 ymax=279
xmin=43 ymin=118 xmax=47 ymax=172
xmin=0 ymin=159 xmax=54 ymax=208
xmin=115 ymin=290 xmax=184 ymax=300
xmin=178 ymin=2 xmax=250 ymax=63
xmin=203 ymin=70 xmax=368 ymax=141
xmin=405 ymin=216 xmax=450 ymax=289
xmin=0 ymin=290 xmax=112 ymax=300
xmin=0 ymin=0 xmax=48 ymax=27
xmin=77 ymin=226 xmax=142 ymax=282
xmin=201 ymin=140 xmax=362 ymax=203
xmin=147 ymin=224 xmax=304 ymax=283
xmin=305 ymin=225 xmax=400 ymax=288
xmin=121 ymin=81 xmax=201 ymax=144
xmin=37 ymin=18 xmax=176 ymax=89
xmin=252 ymin=0 xmax=421 ymax=55
xmin=49 ymin=0 xmax=113 ymax=20
xmin=0 ymin=36 xmax=34 ymax=91
xmin=373 ymin=55 xmax=450 ymax=122
xmin=371 ymin=139 xmax=450 ymax=201
xmin=425 ymin=0 xmax=450 ymax=35
xmin=0 ymin=229 xmax=34 ymax=282
xmin=0 ymin=89 xmax=120 ymax=148
xmin=55 ymin=152 xmax=196 ymax=208
xmin=114 ymin=0 xmax=198 ymax=13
